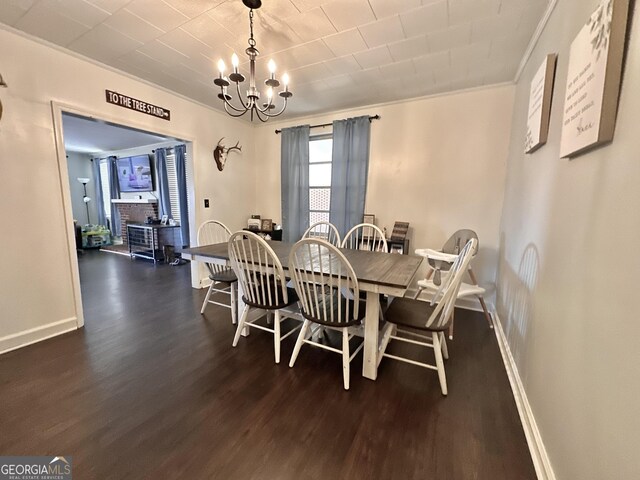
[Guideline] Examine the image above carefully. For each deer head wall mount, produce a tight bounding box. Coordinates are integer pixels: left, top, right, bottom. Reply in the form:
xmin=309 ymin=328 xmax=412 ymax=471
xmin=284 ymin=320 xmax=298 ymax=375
xmin=213 ymin=137 xmax=242 ymax=171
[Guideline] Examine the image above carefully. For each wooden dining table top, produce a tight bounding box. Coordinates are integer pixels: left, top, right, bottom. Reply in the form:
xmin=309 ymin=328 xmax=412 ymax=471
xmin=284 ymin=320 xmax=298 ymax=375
xmin=183 ymin=241 xmax=423 ymax=290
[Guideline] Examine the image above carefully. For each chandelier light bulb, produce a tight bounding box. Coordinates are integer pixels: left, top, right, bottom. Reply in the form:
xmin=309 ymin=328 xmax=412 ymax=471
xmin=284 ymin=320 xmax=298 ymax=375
xmin=213 ymin=3 xmax=292 ymax=121
xmin=282 ymin=73 xmax=289 ymax=86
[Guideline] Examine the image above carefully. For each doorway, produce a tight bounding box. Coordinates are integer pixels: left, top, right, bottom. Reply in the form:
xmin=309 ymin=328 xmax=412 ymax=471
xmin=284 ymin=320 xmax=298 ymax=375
xmin=52 ymin=103 xmax=197 ymax=329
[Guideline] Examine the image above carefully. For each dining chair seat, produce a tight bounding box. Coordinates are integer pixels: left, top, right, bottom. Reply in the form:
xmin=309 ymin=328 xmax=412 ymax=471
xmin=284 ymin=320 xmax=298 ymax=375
xmin=209 ymin=268 xmax=237 ymax=284
xmin=384 ymin=297 xmax=450 ymax=332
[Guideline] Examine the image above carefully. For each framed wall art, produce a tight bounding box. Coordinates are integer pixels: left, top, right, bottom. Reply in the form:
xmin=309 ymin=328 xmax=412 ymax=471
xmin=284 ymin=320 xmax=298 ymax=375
xmin=559 ymin=0 xmax=630 ymax=158
xmin=525 ymin=54 xmax=557 ymax=154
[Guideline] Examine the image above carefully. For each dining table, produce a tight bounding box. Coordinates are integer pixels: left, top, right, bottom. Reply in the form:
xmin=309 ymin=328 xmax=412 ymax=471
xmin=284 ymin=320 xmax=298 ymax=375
xmin=182 ymin=240 xmax=423 ymax=380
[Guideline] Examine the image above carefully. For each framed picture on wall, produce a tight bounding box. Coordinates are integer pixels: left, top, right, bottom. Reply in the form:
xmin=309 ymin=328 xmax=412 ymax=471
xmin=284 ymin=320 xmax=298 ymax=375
xmin=559 ymin=0 xmax=631 ymax=158
xmin=525 ymin=54 xmax=557 ymax=154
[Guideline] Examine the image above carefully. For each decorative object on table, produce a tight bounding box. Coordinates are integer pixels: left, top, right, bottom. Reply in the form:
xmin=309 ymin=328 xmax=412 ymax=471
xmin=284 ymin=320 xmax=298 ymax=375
xmin=260 ymin=218 xmax=273 ymax=232
xmin=213 ymin=138 xmax=242 ymax=171
xmin=525 ymin=53 xmax=557 ymax=153
xmin=81 ymin=224 xmax=111 ymax=249
xmin=0 ymin=71 xmax=7 ymax=122
xmin=247 ymin=218 xmax=261 ymax=230
xmin=213 ymin=0 xmax=293 ymax=122
xmin=362 ymin=214 xmax=375 ymax=238
xmin=76 ymin=177 xmax=92 ymax=224
xmin=560 ymin=0 xmax=631 ymax=158
xmin=160 ymin=214 xmax=169 ymax=225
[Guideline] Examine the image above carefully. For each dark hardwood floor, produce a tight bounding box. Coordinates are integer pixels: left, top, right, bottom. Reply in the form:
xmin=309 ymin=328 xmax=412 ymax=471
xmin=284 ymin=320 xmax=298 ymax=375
xmin=0 ymin=251 xmax=536 ymax=479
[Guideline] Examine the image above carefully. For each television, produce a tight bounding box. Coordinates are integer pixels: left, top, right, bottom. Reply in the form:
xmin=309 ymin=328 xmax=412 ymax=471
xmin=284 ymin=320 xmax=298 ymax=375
xmin=116 ymin=155 xmax=154 ymax=192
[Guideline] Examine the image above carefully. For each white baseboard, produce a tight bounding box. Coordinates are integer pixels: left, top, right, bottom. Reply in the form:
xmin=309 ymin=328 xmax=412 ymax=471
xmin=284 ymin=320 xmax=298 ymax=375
xmin=492 ymin=311 xmax=556 ymax=480
xmin=0 ymin=318 xmax=78 ymax=355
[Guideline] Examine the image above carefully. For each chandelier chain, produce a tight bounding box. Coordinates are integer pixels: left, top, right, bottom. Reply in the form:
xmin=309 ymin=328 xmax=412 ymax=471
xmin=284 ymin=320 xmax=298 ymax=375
xmin=248 ymin=9 xmax=256 ymax=48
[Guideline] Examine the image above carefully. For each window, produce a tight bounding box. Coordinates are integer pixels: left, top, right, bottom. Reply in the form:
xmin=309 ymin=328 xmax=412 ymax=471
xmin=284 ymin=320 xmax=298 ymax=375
xmin=99 ymin=159 xmax=111 ymax=221
xmin=165 ymin=152 xmax=181 ymax=223
xmin=309 ymin=135 xmax=332 ymax=229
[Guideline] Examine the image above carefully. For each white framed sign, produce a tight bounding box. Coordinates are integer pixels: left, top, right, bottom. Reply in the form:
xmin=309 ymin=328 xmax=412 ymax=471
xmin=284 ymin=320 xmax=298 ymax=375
xmin=525 ymin=54 xmax=557 ymax=154
xmin=559 ymin=0 xmax=630 ymax=158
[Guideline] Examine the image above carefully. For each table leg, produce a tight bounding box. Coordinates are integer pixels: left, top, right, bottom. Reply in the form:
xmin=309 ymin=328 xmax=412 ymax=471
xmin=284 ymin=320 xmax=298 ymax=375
xmin=362 ymin=290 xmax=380 ymax=380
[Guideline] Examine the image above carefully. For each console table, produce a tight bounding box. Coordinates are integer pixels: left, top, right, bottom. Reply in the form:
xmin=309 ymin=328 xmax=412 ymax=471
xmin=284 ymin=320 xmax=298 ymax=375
xmin=126 ymin=222 xmax=180 ymax=263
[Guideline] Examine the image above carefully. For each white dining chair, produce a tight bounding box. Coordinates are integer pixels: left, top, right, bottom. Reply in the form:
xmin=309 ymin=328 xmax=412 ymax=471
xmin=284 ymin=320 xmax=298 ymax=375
xmin=414 ymin=229 xmax=492 ymax=338
xmin=341 ymin=223 xmax=388 ymax=252
xmin=379 ymin=238 xmax=477 ymax=395
xmin=302 ymin=221 xmax=341 ymax=247
xmin=288 ymin=238 xmax=365 ymax=390
xmin=228 ymin=231 xmax=302 ymax=364
xmin=197 ymin=220 xmax=237 ymax=324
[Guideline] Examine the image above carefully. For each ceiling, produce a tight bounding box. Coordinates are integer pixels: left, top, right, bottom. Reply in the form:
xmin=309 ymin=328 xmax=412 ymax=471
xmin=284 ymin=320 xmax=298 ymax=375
xmin=62 ymin=112 xmax=172 ymax=152
xmin=2 ymin=0 xmax=550 ymax=119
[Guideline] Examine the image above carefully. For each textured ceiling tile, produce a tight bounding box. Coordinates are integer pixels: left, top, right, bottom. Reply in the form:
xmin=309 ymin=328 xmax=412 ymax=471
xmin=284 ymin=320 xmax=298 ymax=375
xmin=179 ymin=13 xmax=231 ymax=49
xmin=126 ymin=0 xmax=189 ymax=31
xmin=138 ymin=39 xmax=190 ymax=66
xmin=68 ymin=24 xmax=142 ymax=61
xmin=0 ymin=0 xmax=37 ymax=26
xmin=471 ymin=8 xmax=523 ymax=42
xmin=400 ymin=1 xmax=447 ymax=38
xmin=379 ymin=59 xmax=415 ymax=79
xmin=290 ymin=62 xmax=332 ymax=85
xmin=427 ymin=23 xmax=472 ymax=53
xmin=288 ymin=39 xmax=334 ymax=65
xmin=157 ymin=28 xmax=214 ymax=59
xmin=104 ymin=9 xmax=164 ymax=44
xmin=450 ymin=41 xmax=491 ymax=70
xmin=289 ymin=0 xmax=334 ymax=13
xmin=14 ymin=3 xmax=89 ymax=46
xmin=368 ymin=0 xmax=421 ymax=20
xmin=448 ymin=0 xmax=501 ymax=26
xmin=321 ymin=0 xmax=376 ymax=32
xmin=323 ymin=55 xmax=362 ymax=75
xmin=322 ymin=28 xmax=368 ymax=57
xmin=285 ymin=7 xmax=337 ymax=42
xmin=85 ymin=0 xmax=131 ymax=14
xmin=354 ymin=45 xmax=392 ymax=69
xmin=387 ymin=34 xmax=428 ymax=62
xmin=161 ymin=0 xmax=226 ymax=18
xmin=39 ymin=0 xmax=111 ymax=28
xmin=358 ymin=15 xmax=405 ymax=49
xmin=412 ymin=50 xmax=450 ymax=74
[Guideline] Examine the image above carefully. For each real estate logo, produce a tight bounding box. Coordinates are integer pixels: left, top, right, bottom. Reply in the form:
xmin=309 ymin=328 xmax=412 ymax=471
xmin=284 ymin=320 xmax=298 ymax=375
xmin=0 ymin=456 xmax=72 ymax=480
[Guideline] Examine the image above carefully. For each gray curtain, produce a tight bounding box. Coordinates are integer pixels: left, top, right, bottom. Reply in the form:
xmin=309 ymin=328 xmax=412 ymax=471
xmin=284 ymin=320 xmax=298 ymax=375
xmin=175 ymin=144 xmax=190 ymax=247
xmin=91 ymin=158 xmax=106 ymax=227
xmin=107 ymin=156 xmax=121 ymax=236
xmin=155 ymin=148 xmax=172 ymax=219
xmin=329 ymin=116 xmax=371 ymax=238
xmin=281 ymin=125 xmax=310 ymax=242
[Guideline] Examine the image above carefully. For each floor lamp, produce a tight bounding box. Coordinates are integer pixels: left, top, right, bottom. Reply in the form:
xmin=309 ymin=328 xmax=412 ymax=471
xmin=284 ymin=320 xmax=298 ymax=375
xmin=77 ymin=177 xmax=91 ymax=225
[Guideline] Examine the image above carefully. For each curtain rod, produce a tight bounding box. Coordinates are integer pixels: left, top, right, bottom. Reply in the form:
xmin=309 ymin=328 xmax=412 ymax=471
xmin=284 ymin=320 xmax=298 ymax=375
xmin=274 ymin=114 xmax=380 ymax=134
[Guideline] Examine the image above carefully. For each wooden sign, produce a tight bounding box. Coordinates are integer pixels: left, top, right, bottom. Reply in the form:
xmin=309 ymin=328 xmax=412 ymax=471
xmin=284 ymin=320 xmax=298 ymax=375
xmin=559 ymin=0 xmax=630 ymax=158
xmin=105 ymin=90 xmax=171 ymax=121
xmin=525 ymin=54 xmax=557 ymax=153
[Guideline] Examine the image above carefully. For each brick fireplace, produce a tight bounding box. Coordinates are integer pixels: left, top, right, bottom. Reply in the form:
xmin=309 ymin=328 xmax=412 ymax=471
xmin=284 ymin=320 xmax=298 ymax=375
xmin=112 ymin=199 xmax=159 ymax=246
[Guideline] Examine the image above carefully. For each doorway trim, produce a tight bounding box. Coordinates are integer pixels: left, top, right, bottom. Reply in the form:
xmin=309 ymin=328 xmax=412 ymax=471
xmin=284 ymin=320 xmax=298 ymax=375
xmin=51 ymin=101 xmax=197 ymax=329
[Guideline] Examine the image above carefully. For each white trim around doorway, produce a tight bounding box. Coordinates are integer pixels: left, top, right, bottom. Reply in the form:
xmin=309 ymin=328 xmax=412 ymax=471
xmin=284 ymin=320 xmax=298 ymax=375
xmin=50 ymin=101 xmax=198 ymax=331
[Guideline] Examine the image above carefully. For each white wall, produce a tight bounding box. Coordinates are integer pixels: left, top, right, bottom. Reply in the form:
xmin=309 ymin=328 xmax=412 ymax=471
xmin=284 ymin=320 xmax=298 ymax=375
xmin=0 ymin=25 xmax=256 ymax=352
xmin=66 ymin=151 xmax=98 ymax=225
xmin=253 ymin=85 xmax=516 ymax=291
xmin=497 ymin=1 xmax=640 ymax=479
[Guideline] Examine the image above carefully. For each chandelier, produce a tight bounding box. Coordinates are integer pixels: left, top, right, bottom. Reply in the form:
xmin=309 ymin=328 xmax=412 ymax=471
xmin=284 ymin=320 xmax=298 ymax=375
xmin=213 ymin=0 xmax=292 ymax=122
